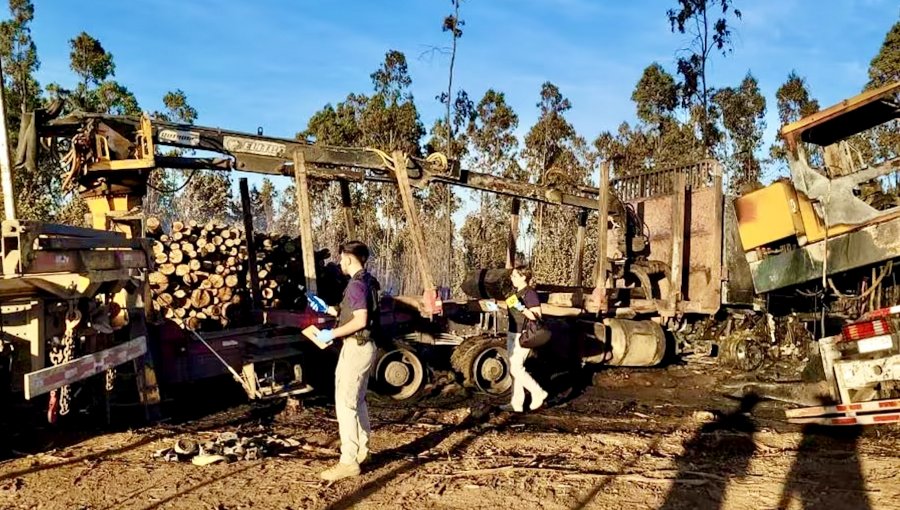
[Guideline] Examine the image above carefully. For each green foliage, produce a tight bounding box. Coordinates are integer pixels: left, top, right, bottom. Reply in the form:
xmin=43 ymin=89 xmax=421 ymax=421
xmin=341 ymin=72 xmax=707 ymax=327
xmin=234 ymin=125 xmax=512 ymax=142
xmin=303 ymin=97 xmax=364 ymax=146
xmin=0 ymin=0 xmax=44 ymax=220
xmin=371 ymin=50 xmax=412 ymax=101
xmin=599 ymin=62 xmax=705 ymax=176
xmin=523 ymin=82 xmax=579 ymax=183
xmin=47 ymin=31 xmax=139 ymax=118
xmin=69 ymin=32 xmax=114 ymax=87
xmin=257 ymin=178 xmax=277 ymax=231
xmin=228 ymin=178 xmax=279 ymax=234
xmin=147 ymin=90 xmax=200 ymax=227
xmin=173 ymin=171 xmax=233 ymax=225
xmin=632 ymin=63 xmax=678 ymax=128
xmin=467 ymin=89 xmax=518 ymax=176
xmin=712 ymin=72 xmax=766 ymax=191
xmin=0 ymin=0 xmax=39 ymax=120
xmin=521 ymin=83 xmax=593 ymax=284
xmin=667 ymin=0 xmax=742 ymax=150
xmin=160 ymin=89 xmax=198 ymax=124
xmin=459 ymin=194 xmax=508 ymax=270
xmin=427 ymin=90 xmax=474 ymax=159
xmin=299 ymin=50 xmax=428 ymax=293
xmin=94 ymin=80 xmax=140 ymax=115
xmin=862 ymin=21 xmax=900 ymax=163
xmin=768 ymin=71 xmax=820 ymax=166
xmin=457 ymin=88 xmax=520 ymax=272
xmin=867 ymin=21 xmax=900 ymax=90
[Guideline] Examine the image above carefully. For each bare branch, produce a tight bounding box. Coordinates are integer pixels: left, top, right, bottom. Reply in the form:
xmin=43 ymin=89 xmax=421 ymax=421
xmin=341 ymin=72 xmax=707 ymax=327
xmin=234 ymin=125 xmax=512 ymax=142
xmin=418 ymin=44 xmax=451 ymax=63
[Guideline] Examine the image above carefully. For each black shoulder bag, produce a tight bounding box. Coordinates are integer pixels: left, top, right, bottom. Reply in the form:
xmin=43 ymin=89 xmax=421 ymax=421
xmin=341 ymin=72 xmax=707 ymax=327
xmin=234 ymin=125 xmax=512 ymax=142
xmin=519 ymin=317 xmax=552 ymax=349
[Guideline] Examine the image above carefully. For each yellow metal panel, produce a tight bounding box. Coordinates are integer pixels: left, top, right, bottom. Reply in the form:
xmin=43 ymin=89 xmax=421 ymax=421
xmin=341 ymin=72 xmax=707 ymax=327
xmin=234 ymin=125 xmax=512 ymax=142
xmin=795 ymin=192 xmax=853 ymax=244
xmin=85 ymin=195 xmax=143 ymax=232
xmin=734 ymin=181 xmax=806 ymax=250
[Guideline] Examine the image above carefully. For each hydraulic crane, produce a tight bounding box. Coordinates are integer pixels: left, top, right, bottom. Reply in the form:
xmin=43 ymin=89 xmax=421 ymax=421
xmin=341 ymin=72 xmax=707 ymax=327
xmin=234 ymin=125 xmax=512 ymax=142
xmin=19 ymin=110 xmax=648 ymax=315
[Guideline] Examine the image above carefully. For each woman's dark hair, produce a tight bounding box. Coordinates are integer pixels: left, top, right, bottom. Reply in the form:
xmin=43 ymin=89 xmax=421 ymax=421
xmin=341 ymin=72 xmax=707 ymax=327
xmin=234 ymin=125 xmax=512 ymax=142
xmin=339 ymin=240 xmax=370 ymax=265
xmin=514 ymin=264 xmax=534 ymax=284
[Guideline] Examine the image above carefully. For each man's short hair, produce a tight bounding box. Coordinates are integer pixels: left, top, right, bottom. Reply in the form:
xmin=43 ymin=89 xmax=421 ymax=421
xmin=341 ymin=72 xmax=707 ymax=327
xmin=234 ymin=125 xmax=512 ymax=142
xmin=514 ymin=264 xmax=534 ymax=284
xmin=339 ymin=240 xmax=370 ymax=265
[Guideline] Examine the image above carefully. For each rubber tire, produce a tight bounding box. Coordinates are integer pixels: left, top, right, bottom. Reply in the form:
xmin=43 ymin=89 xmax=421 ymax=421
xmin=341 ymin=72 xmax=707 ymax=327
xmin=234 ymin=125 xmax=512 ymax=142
xmin=450 ymin=336 xmax=511 ymax=396
xmin=370 ymin=341 xmax=428 ymax=402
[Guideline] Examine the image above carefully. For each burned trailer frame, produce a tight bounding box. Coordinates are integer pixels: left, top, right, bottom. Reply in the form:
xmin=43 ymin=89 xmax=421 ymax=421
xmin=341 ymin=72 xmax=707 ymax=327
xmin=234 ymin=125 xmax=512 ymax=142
xmin=22 ymin=109 xmax=754 ymax=401
xmin=564 ymin=159 xmax=758 ymax=366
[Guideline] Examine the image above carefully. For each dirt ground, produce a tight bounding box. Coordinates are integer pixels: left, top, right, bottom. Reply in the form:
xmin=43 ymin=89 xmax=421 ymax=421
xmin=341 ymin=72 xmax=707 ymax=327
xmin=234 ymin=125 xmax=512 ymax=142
xmin=2 ymin=362 xmax=899 ymax=510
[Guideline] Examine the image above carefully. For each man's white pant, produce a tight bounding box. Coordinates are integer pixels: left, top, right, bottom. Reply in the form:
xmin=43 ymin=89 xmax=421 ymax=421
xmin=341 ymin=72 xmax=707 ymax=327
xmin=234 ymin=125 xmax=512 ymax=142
xmin=335 ymin=338 xmax=377 ymax=465
xmin=507 ymin=332 xmax=544 ymax=410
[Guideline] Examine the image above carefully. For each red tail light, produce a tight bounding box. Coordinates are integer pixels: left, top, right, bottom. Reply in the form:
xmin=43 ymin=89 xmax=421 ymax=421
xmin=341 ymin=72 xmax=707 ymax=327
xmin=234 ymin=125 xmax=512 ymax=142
xmin=865 ymin=305 xmax=900 ymax=320
xmin=842 ymin=318 xmax=891 ymax=342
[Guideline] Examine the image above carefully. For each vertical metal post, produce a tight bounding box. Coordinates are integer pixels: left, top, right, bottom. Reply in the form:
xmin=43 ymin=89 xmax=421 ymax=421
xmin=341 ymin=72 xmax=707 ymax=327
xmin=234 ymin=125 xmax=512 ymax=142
xmin=591 ymin=161 xmax=611 ymax=314
xmin=0 ymin=58 xmax=17 ymax=220
xmin=339 ymin=180 xmax=357 ymax=239
xmin=293 ymin=151 xmax=318 ymax=294
xmin=573 ymin=209 xmax=589 ymax=287
xmin=392 ymin=150 xmax=437 ymax=317
xmin=670 ymin=172 xmax=686 ymax=313
xmin=711 ymin=162 xmax=724 ymax=306
xmin=239 ymin=178 xmax=263 ymax=308
xmin=506 ymin=198 xmax=521 ymax=269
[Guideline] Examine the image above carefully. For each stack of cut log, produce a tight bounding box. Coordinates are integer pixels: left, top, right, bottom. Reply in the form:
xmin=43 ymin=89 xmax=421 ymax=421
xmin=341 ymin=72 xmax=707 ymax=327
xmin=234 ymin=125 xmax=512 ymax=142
xmin=253 ymin=235 xmax=306 ymax=310
xmin=147 ymin=218 xmax=252 ymax=330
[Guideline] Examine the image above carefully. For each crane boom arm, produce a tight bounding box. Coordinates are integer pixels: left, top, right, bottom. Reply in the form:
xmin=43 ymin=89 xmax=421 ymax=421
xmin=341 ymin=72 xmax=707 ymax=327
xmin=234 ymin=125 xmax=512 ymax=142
xmin=41 ymin=112 xmax=612 ymax=212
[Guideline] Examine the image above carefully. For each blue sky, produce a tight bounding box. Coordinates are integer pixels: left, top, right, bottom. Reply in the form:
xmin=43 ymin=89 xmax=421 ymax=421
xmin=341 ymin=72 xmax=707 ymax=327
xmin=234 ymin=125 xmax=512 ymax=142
xmin=27 ymin=0 xmax=898 ymax=200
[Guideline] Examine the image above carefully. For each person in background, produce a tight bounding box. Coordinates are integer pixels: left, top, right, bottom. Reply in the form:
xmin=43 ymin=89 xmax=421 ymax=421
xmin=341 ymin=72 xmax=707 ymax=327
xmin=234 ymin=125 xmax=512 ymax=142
xmin=504 ymin=265 xmax=548 ymax=412
xmin=314 ymin=241 xmax=380 ymax=481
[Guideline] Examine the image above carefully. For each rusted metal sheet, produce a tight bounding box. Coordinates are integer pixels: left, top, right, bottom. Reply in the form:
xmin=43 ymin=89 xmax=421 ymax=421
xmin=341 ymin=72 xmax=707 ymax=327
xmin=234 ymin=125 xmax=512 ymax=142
xmin=749 ymin=214 xmax=900 ymax=293
xmin=49 ymin=114 xmax=622 ymax=213
xmin=0 ymin=269 xmax=132 ymax=299
xmin=24 ymin=249 xmax=146 ymax=274
xmin=619 ymin=184 xmax=724 ymax=314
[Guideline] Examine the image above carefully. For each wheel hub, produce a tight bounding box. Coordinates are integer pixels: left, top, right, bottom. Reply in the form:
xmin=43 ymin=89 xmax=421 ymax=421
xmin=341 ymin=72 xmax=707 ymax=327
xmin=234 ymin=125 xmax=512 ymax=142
xmin=479 ymin=357 xmax=504 ymax=382
xmin=384 ymin=360 xmax=411 ymax=387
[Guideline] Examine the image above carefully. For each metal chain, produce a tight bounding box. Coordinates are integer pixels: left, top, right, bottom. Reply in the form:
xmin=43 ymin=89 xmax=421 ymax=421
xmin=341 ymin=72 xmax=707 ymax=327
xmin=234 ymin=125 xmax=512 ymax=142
xmin=105 ymin=367 xmax=116 ymax=392
xmin=49 ymin=308 xmax=81 ymax=418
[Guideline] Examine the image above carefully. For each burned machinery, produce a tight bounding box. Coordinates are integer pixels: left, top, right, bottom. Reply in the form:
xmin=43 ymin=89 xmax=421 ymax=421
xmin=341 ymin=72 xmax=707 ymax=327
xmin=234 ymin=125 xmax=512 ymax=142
xmin=11 ymin=107 xmax=679 ymax=402
xmin=9 ymin=80 xmax=898 ymax=408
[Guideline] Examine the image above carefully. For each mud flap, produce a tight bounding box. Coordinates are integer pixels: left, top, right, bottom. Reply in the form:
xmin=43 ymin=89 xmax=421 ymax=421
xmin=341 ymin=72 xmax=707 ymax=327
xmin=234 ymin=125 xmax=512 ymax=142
xmin=134 ymin=353 xmax=161 ymax=421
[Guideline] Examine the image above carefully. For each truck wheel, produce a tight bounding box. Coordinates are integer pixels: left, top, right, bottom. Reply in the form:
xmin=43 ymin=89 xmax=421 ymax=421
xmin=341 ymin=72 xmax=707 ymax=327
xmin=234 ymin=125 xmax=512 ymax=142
xmin=718 ymin=332 xmax=764 ymax=371
xmin=451 ymin=337 xmax=511 ymax=395
xmin=372 ymin=344 xmax=427 ymax=400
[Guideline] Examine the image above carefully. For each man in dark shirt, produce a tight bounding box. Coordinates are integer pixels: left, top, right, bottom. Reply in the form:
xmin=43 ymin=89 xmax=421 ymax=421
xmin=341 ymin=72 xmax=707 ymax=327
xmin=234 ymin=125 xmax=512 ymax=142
xmin=505 ymin=265 xmax=548 ymax=412
xmin=314 ymin=241 xmax=379 ymax=481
